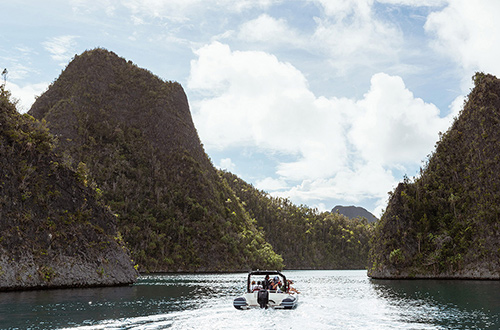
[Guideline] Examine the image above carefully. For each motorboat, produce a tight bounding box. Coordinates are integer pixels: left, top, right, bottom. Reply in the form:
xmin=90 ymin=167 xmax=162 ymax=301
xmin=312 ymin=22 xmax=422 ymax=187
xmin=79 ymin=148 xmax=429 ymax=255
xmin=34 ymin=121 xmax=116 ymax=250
xmin=233 ymin=270 xmax=299 ymax=309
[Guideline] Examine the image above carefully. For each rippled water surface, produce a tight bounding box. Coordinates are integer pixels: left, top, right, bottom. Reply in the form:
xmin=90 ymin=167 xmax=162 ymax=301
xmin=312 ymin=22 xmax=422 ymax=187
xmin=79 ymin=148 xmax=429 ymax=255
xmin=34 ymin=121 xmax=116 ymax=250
xmin=0 ymin=270 xmax=498 ymax=329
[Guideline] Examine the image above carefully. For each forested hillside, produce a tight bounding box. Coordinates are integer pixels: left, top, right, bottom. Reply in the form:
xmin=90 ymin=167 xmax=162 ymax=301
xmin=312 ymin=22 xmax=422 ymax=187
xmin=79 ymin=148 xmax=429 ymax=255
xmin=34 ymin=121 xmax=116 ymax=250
xmin=220 ymin=171 xmax=373 ymax=269
xmin=29 ymin=48 xmax=283 ymax=272
xmin=369 ymin=73 xmax=500 ymax=279
xmin=0 ymin=84 xmax=137 ymax=290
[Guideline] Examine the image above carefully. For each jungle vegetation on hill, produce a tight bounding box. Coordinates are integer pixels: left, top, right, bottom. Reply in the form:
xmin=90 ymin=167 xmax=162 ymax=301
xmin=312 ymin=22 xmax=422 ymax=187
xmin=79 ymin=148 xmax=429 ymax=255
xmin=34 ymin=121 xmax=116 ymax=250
xmin=220 ymin=171 xmax=373 ymax=269
xmin=369 ymin=73 xmax=500 ymax=279
xmin=29 ymin=48 xmax=283 ymax=272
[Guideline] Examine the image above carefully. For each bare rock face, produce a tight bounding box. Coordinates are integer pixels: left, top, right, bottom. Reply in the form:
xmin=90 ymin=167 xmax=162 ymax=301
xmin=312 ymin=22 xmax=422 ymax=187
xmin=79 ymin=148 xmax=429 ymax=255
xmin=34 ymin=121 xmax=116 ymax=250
xmin=0 ymin=250 xmax=136 ymax=290
xmin=0 ymin=85 xmax=138 ymax=290
xmin=368 ymin=73 xmax=500 ymax=280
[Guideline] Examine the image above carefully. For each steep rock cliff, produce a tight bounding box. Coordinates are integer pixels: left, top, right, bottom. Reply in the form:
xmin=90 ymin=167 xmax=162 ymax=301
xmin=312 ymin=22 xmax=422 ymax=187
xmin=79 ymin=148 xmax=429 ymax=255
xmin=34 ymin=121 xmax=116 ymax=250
xmin=0 ymin=85 xmax=138 ymax=290
xmin=369 ymin=73 xmax=500 ymax=279
xmin=29 ymin=48 xmax=283 ymax=272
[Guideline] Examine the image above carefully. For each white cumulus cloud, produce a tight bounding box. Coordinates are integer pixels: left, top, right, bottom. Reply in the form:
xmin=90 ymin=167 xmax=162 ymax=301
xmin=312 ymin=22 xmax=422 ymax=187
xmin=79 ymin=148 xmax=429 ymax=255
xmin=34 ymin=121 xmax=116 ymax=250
xmin=188 ymin=41 xmax=338 ymax=159
xmin=350 ymin=72 xmax=454 ymax=166
xmin=6 ymin=81 xmax=49 ymax=113
xmin=188 ymin=42 xmax=455 ymax=212
xmin=219 ymin=158 xmax=236 ymax=172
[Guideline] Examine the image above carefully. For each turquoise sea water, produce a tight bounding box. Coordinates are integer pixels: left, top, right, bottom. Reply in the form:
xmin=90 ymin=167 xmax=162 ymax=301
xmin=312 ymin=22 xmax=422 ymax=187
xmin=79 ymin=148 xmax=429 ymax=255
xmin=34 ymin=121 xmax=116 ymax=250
xmin=0 ymin=270 xmax=498 ymax=329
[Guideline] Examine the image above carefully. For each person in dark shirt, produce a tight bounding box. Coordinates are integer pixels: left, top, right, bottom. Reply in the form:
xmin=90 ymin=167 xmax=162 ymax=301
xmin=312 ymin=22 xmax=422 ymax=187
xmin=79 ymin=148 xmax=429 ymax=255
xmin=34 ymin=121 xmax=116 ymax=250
xmin=263 ymin=275 xmax=270 ymax=289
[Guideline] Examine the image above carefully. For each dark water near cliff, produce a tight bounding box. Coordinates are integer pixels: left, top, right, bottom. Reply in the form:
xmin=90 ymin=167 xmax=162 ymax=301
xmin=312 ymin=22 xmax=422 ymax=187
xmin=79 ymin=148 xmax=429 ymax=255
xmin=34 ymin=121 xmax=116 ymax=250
xmin=0 ymin=270 xmax=498 ymax=329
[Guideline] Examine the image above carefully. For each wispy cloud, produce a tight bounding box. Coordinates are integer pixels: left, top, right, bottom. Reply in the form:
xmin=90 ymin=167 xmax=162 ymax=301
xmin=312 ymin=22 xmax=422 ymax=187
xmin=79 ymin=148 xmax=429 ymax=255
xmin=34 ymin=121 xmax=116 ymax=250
xmin=425 ymin=0 xmax=500 ymax=85
xmin=377 ymin=0 xmax=448 ymax=6
xmin=311 ymin=0 xmax=403 ymax=74
xmin=42 ymin=35 xmax=79 ymax=65
xmin=237 ymin=14 xmax=303 ymax=47
xmin=121 ymin=0 xmax=277 ymax=22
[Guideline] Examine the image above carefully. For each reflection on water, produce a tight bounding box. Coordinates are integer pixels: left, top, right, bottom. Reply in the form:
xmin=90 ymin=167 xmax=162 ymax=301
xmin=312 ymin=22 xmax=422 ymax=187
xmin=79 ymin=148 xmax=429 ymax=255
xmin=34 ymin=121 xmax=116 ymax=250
xmin=371 ymin=278 xmax=500 ymax=329
xmin=0 ymin=270 xmax=498 ymax=329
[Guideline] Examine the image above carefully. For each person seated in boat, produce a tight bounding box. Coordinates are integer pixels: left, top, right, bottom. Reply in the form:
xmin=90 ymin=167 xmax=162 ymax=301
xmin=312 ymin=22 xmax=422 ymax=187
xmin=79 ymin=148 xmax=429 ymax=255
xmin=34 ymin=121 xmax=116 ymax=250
xmin=278 ymin=280 xmax=286 ymax=293
xmin=286 ymin=280 xmax=300 ymax=294
xmin=263 ymin=275 xmax=270 ymax=290
xmin=277 ymin=278 xmax=286 ymax=293
xmin=250 ymin=280 xmax=257 ymax=291
xmin=270 ymin=276 xmax=280 ymax=291
xmin=252 ymin=281 xmax=262 ymax=292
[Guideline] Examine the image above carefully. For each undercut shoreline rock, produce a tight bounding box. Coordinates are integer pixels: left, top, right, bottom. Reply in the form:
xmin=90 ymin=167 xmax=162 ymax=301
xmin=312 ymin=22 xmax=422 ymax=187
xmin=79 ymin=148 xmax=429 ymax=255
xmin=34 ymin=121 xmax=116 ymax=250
xmin=0 ymin=251 xmax=137 ymax=291
xmin=369 ymin=267 xmax=499 ymax=280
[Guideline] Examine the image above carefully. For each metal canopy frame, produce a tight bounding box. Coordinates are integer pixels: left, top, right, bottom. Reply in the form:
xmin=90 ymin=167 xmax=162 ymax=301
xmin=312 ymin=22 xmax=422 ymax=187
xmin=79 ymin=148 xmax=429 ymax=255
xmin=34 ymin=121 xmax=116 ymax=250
xmin=246 ymin=270 xmax=288 ymax=293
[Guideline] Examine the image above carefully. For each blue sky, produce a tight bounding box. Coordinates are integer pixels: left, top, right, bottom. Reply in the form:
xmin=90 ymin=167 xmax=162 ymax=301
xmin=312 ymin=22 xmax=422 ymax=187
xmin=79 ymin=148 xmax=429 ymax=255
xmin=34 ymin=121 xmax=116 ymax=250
xmin=2 ymin=0 xmax=500 ymax=216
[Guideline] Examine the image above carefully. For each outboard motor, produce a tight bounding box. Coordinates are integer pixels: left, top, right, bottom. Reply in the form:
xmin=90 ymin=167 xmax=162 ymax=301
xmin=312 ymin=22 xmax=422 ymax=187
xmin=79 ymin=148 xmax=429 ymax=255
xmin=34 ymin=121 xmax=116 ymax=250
xmin=257 ymin=289 xmax=269 ymax=309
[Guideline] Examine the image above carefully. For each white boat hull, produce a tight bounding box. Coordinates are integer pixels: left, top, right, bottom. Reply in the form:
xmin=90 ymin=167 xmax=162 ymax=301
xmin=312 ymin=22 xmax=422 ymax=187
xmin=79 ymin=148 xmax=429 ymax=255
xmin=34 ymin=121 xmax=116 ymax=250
xmin=233 ymin=291 xmax=299 ymax=310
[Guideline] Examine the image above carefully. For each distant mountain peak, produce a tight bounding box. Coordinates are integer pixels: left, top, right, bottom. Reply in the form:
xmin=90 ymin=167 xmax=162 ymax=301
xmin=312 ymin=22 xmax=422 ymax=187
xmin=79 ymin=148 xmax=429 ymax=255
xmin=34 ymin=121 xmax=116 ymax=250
xmin=331 ymin=205 xmax=377 ymax=223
